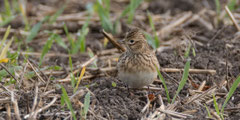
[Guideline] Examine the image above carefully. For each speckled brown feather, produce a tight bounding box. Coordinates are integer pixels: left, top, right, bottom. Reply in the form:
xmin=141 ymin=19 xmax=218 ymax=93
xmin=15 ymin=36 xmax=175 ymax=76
xmin=117 ymin=28 xmax=160 ymax=88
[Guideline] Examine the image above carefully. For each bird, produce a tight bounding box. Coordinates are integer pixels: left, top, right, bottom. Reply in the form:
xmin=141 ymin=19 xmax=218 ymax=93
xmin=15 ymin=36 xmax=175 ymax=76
xmin=117 ymin=28 xmax=160 ymax=88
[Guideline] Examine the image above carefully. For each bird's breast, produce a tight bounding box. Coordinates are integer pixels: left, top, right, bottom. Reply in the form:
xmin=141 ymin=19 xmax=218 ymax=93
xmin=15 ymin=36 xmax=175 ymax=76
xmin=118 ymin=70 xmax=157 ymax=88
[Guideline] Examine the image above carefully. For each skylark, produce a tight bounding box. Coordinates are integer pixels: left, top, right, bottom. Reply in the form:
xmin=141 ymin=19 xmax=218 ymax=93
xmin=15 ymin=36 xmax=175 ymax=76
xmin=117 ymin=28 xmax=160 ymax=88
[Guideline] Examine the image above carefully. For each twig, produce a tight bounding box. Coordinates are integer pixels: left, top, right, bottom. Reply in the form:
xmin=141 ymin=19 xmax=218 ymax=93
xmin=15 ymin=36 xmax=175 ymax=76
xmin=149 ymin=95 xmax=166 ymax=120
xmin=209 ymin=26 xmax=225 ymax=42
xmin=44 ymin=73 xmax=52 ymax=92
xmin=224 ymin=107 xmax=240 ymax=111
xmin=24 ymin=96 xmax=57 ymax=119
xmin=29 ymin=59 xmax=51 ymax=81
xmin=161 ymin=68 xmax=216 ymax=75
xmin=157 ymin=12 xmax=192 ymax=37
xmin=0 ymin=28 xmax=29 ymax=36
xmin=141 ymin=96 xmax=150 ymax=113
xmin=197 ymin=16 xmax=213 ymax=31
xmin=10 ymin=51 xmax=76 ymax=58
xmin=27 ymin=60 xmax=46 ymax=83
xmin=97 ymin=48 xmax=119 ymax=56
xmin=66 ymin=55 xmax=98 ymax=78
xmin=101 ymin=29 xmax=126 ymax=52
xmin=197 ymin=80 xmax=206 ymax=91
xmin=87 ymin=67 xmax=216 ymax=75
xmin=11 ymin=91 xmax=21 ymax=120
xmin=130 ymin=86 xmax=163 ymax=91
xmin=225 ymin=6 xmax=240 ymax=31
xmin=185 ymin=86 xmax=217 ymax=104
xmin=56 ymin=74 xmax=104 ymax=82
xmin=158 ymin=109 xmax=192 ymax=118
xmin=30 ymin=83 xmax=39 ymax=114
xmin=181 ymin=9 xmax=207 ymax=27
xmin=19 ymin=62 xmax=28 ymax=89
xmin=0 ymin=63 xmax=19 ymax=83
xmin=6 ymin=103 xmax=11 ymax=120
xmin=0 ymin=97 xmax=11 ymax=103
xmin=210 ymin=110 xmax=221 ymax=120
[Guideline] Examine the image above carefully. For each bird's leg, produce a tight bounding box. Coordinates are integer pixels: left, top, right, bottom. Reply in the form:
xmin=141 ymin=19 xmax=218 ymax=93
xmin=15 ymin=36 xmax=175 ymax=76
xmin=124 ymin=82 xmax=131 ymax=96
xmin=147 ymin=85 xmax=150 ymax=95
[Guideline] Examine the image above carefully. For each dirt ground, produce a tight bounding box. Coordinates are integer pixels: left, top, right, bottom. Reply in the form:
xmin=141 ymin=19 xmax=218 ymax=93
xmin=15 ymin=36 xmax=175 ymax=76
xmin=0 ymin=0 xmax=240 ymax=120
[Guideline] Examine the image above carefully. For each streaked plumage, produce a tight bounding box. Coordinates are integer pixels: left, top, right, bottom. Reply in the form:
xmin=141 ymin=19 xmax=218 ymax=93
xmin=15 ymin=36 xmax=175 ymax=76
xmin=117 ymin=28 xmax=160 ymax=88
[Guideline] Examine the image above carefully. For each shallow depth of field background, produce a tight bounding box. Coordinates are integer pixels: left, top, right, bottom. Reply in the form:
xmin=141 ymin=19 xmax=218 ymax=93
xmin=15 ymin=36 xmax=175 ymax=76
xmin=0 ymin=0 xmax=240 ymax=119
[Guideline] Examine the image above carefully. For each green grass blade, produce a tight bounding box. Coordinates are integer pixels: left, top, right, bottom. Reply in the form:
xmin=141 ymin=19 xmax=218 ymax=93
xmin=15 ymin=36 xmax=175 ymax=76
xmin=39 ymin=33 xmax=56 ymax=66
xmin=71 ymin=73 xmax=76 ymax=90
xmin=147 ymin=11 xmax=159 ymax=48
xmin=192 ymin=48 xmax=196 ymax=57
xmin=144 ymin=32 xmax=156 ymax=49
xmin=0 ymin=37 xmax=13 ymax=60
xmin=172 ymin=59 xmax=190 ymax=103
xmin=147 ymin=11 xmax=155 ymax=31
xmin=215 ymin=0 xmax=221 ymax=16
xmin=103 ymin=0 xmax=110 ymax=12
xmin=184 ymin=44 xmax=191 ymax=58
xmin=83 ymin=92 xmax=91 ymax=119
xmin=4 ymin=0 xmax=12 ymax=16
xmin=0 ymin=16 xmax=15 ymax=27
xmin=213 ymin=94 xmax=224 ymax=119
xmin=221 ymin=76 xmax=240 ymax=113
xmin=0 ymin=66 xmax=22 ymax=77
xmin=55 ymin=34 xmax=67 ymax=49
xmin=86 ymin=3 xmax=94 ymax=15
xmin=49 ymin=5 xmax=66 ymax=24
xmin=12 ymin=0 xmax=20 ymax=13
xmin=64 ymin=23 xmax=75 ymax=53
xmin=88 ymin=50 xmax=97 ymax=68
xmin=69 ymin=54 xmax=73 ymax=72
xmin=96 ymin=0 xmax=114 ymax=33
xmin=228 ymin=0 xmax=237 ymax=11
xmin=120 ymin=5 xmax=131 ymax=18
xmin=0 ymin=25 xmax=11 ymax=50
xmin=61 ymin=86 xmax=77 ymax=120
xmin=127 ymin=0 xmax=143 ymax=23
xmin=204 ymin=104 xmax=212 ymax=118
xmin=156 ymin=66 xmax=171 ymax=103
xmin=26 ymin=16 xmax=49 ymax=43
xmin=26 ymin=22 xmax=42 ymax=43
xmin=74 ymin=17 xmax=90 ymax=53
xmin=213 ymin=94 xmax=220 ymax=116
xmin=153 ymin=35 xmax=159 ymax=49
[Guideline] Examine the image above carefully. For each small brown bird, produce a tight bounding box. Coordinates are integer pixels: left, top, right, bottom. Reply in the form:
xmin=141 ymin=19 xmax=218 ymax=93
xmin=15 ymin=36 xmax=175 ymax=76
xmin=117 ymin=28 xmax=160 ymax=88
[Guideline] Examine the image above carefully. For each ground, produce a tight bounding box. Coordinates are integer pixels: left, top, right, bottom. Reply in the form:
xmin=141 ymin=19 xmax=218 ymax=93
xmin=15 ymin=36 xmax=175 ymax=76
xmin=0 ymin=0 xmax=240 ymax=120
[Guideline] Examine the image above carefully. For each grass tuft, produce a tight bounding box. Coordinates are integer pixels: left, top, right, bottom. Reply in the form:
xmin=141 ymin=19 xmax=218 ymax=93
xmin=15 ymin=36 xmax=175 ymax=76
xmin=227 ymin=0 xmax=237 ymax=11
xmin=75 ymin=18 xmax=90 ymax=53
xmin=213 ymin=93 xmax=224 ymax=119
xmin=156 ymin=66 xmax=171 ymax=103
xmin=172 ymin=59 xmax=190 ymax=103
xmin=221 ymin=76 xmax=240 ymax=113
xmin=39 ymin=33 xmax=56 ymax=66
xmin=147 ymin=11 xmax=160 ymax=49
xmin=81 ymin=92 xmax=91 ymax=119
xmin=0 ymin=26 xmax=12 ymax=62
xmin=95 ymin=0 xmax=114 ymax=33
xmin=63 ymin=23 xmax=75 ymax=54
xmin=26 ymin=16 xmax=49 ymax=43
xmin=204 ymin=104 xmax=212 ymax=118
xmin=49 ymin=5 xmax=66 ymax=24
xmin=61 ymin=86 xmax=77 ymax=120
xmin=127 ymin=0 xmax=143 ymax=24
xmin=4 ymin=0 xmax=12 ymax=17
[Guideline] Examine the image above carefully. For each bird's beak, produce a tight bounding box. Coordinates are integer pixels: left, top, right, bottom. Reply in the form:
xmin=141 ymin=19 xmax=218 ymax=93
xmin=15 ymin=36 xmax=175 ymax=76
xmin=118 ymin=39 xmax=125 ymax=44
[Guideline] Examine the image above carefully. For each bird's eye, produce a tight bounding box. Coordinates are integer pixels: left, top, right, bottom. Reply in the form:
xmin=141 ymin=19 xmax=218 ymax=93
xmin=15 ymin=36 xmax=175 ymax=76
xmin=129 ymin=40 xmax=135 ymax=44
